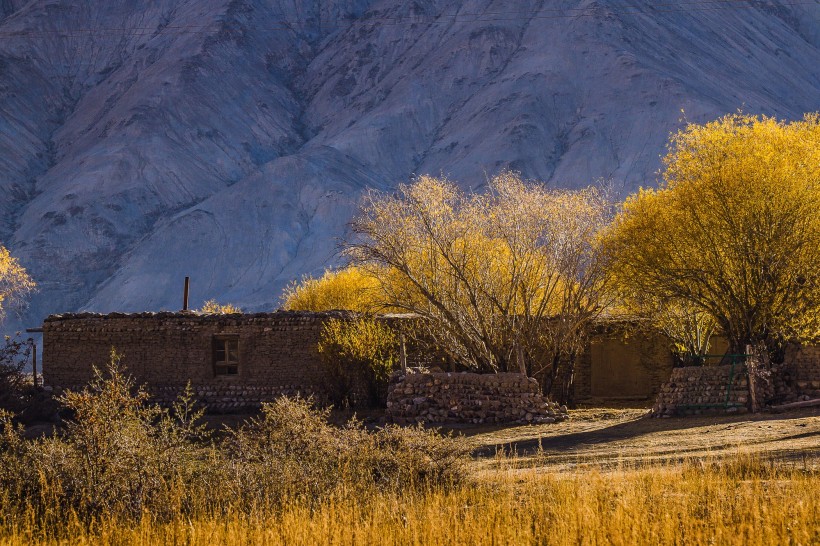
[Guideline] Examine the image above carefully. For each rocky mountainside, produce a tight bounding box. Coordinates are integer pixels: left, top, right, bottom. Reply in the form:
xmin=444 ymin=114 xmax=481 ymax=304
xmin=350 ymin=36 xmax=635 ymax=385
xmin=1 ymin=0 xmax=819 ymax=332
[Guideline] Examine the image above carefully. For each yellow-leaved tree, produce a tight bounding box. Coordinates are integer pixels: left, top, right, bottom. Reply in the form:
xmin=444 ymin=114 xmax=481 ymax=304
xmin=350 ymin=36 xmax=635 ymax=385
xmin=347 ymin=173 xmax=615 ymax=402
xmin=605 ymin=113 xmax=820 ymax=360
xmin=280 ymin=267 xmax=385 ymax=313
xmin=0 ymin=245 xmax=35 ymax=323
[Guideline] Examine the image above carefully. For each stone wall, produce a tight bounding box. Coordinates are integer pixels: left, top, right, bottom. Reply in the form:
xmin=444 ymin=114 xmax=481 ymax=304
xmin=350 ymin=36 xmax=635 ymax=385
xmin=651 ymin=364 xmax=751 ymax=417
xmin=652 ymin=344 xmax=820 ymax=417
xmin=774 ymin=344 xmax=820 ymax=403
xmin=385 ymin=369 xmax=569 ymax=425
xmin=42 ymin=311 xmax=355 ymax=410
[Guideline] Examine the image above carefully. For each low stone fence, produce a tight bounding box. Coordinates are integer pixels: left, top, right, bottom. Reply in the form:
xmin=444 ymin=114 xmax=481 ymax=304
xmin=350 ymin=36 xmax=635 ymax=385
xmin=776 ymin=345 xmax=820 ymax=403
xmin=652 ymin=364 xmax=750 ymax=417
xmin=385 ymin=369 xmax=568 ymax=425
xmin=653 ymin=344 xmax=820 ymax=417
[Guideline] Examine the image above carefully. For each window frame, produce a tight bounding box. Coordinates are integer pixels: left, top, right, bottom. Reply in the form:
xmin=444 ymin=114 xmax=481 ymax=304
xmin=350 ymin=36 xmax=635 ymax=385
xmin=212 ymin=334 xmax=240 ymax=377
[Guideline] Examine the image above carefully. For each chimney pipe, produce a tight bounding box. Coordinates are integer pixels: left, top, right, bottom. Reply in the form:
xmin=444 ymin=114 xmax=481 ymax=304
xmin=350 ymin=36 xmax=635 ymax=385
xmin=183 ymin=276 xmax=190 ymax=311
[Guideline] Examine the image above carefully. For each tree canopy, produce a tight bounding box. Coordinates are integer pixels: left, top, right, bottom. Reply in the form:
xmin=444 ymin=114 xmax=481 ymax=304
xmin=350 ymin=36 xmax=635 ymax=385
xmin=280 ymin=267 xmax=385 ymax=313
xmin=0 ymin=245 xmax=34 ymax=323
xmin=345 ymin=173 xmax=614 ymax=400
xmin=605 ymin=113 xmax=820 ymax=357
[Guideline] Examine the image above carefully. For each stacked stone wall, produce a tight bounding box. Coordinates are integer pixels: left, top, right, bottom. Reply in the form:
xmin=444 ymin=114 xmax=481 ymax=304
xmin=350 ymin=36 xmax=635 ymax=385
xmin=42 ymin=311 xmax=356 ymax=411
xmin=385 ymin=369 xmax=569 ymax=425
xmin=774 ymin=345 xmax=820 ymax=403
xmin=652 ymin=364 xmax=750 ymax=417
xmin=652 ymin=344 xmax=820 ymax=417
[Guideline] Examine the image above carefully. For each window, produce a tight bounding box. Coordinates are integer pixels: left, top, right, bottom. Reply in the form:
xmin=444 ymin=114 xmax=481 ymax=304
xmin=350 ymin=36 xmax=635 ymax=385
xmin=213 ymin=336 xmax=239 ymax=376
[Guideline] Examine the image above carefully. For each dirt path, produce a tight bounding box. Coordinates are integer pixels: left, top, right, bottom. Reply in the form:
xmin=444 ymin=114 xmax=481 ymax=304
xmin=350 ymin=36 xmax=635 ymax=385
xmin=464 ymin=407 xmax=820 ymax=470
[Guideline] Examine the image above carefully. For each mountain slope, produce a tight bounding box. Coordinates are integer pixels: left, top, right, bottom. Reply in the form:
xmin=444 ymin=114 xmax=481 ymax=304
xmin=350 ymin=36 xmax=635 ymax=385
xmin=1 ymin=0 xmax=819 ymax=330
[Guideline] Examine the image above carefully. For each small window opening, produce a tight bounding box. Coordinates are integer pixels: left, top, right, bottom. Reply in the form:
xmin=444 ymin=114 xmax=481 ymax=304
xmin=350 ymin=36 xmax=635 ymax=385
xmin=213 ymin=336 xmax=239 ymax=376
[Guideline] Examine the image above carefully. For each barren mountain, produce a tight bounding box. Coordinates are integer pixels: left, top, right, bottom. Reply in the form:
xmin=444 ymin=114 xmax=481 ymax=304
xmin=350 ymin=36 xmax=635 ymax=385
xmin=1 ymin=0 xmax=819 ymax=332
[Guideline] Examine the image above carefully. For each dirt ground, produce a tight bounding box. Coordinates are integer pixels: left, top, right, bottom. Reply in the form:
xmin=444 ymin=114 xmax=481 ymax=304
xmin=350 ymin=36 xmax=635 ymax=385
xmin=23 ymin=404 xmax=820 ymax=473
xmin=464 ymin=406 xmax=820 ymax=470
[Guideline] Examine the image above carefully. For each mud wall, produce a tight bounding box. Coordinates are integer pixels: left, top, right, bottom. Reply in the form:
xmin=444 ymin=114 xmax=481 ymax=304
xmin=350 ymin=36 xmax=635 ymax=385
xmin=42 ymin=311 xmax=353 ymax=410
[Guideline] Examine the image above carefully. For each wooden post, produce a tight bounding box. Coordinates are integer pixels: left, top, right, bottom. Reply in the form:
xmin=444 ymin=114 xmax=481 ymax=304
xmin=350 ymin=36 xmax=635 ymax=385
xmin=24 ymin=329 xmax=42 ymax=389
xmin=515 ymin=342 xmax=527 ymax=375
xmin=746 ymin=344 xmax=758 ymax=413
xmin=183 ymin=276 xmax=190 ymax=311
xmin=399 ymin=333 xmax=407 ymax=372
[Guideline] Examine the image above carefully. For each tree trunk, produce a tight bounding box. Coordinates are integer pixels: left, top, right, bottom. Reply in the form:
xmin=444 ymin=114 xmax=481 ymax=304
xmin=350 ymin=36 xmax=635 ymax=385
xmin=745 ymin=342 xmax=770 ymax=413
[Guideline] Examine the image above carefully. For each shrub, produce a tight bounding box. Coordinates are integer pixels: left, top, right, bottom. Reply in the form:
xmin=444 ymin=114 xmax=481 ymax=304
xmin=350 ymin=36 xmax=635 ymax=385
xmin=0 ymin=352 xmax=214 ymax=522
xmin=0 ymin=355 xmax=468 ymax=526
xmin=0 ymin=335 xmax=33 ymax=413
xmin=318 ymin=318 xmax=398 ymax=407
xmin=226 ymin=396 xmax=468 ymax=505
xmin=198 ymin=300 xmax=242 ymax=314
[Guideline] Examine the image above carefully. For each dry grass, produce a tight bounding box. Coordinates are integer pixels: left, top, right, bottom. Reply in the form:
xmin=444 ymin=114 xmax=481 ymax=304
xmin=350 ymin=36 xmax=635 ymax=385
xmin=1 ymin=454 xmax=818 ymax=545
xmin=2 ymin=366 xmax=819 ymax=545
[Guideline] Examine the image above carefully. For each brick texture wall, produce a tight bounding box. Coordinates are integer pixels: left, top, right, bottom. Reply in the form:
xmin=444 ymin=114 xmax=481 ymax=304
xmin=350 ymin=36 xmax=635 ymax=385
xmin=573 ymin=330 xmax=675 ymax=402
xmin=42 ymin=311 xmax=358 ymax=410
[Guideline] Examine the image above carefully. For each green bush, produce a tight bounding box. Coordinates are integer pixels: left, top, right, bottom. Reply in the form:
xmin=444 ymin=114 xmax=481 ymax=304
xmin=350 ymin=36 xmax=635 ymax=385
xmin=318 ymin=318 xmax=399 ymax=407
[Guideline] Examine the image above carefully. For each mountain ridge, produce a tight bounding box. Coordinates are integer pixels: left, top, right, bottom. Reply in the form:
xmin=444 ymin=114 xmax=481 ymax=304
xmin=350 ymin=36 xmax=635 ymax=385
xmin=0 ymin=0 xmax=819 ymax=333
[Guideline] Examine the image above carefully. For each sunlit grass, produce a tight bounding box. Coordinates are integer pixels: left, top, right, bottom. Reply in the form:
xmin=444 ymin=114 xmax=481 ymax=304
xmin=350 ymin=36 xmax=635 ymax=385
xmin=2 ymin=365 xmax=817 ymax=545
xmin=2 ymin=454 xmax=817 ymax=546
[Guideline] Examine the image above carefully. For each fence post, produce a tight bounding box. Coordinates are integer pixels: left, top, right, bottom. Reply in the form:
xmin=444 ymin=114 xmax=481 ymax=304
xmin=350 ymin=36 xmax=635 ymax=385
xmin=745 ymin=345 xmax=758 ymax=413
xmin=399 ymin=333 xmax=407 ymax=372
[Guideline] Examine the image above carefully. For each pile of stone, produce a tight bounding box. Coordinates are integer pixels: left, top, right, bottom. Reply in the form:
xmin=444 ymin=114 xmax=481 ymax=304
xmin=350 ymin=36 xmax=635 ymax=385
xmin=385 ymin=368 xmax=568 ymax=425
xmin=652 ymin=364 xmax=750 ymax=417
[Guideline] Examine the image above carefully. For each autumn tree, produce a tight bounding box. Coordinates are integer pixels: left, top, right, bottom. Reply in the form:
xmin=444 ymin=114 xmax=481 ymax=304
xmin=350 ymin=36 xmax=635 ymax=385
xmin=0 ymin=245 xmax=34 ymax=324
xmin=348 ymin=173 xmax=615 ymax=402
xmin=317 ymin=317 xmax=398 ymax=407
xmin=606 ymin=113 xmax=820 ymax=360
xmin=0 ymin=246 xmax=35 ymax=411
xmin=280 ymin=267 xmax=384 ymax=313
xmin=626 ymin=295 xmax=718 ymax=366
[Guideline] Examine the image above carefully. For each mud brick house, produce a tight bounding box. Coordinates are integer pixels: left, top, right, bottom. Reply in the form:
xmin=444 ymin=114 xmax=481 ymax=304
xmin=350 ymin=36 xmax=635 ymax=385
xmin=41 ymin=311 xmax=689 ymax=409
xmin=42 ymin=310 xmax=820 ymax=413
xmin=41 ymin=311 xmax=359 ymax=411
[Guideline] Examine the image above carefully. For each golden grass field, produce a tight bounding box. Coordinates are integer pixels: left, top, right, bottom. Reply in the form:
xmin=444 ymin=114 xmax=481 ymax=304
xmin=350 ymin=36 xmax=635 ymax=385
xmin=2 ymin=407 xmax=818 ymax=546
xmin=4 ymin=461 xmax=818 ymax=546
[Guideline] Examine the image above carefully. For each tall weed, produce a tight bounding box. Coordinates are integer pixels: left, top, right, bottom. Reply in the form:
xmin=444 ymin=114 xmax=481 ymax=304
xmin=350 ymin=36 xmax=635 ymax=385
xmin=0 ymin=354 xmax=468 ymax=528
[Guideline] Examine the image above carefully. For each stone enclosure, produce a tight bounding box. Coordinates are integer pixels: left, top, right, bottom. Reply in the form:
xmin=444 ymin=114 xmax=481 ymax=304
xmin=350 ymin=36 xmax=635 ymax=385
xmin=385 ymin=369 xmax=569 ymax=425
xmin=652 ymin=345 xmax=820 ymax=417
